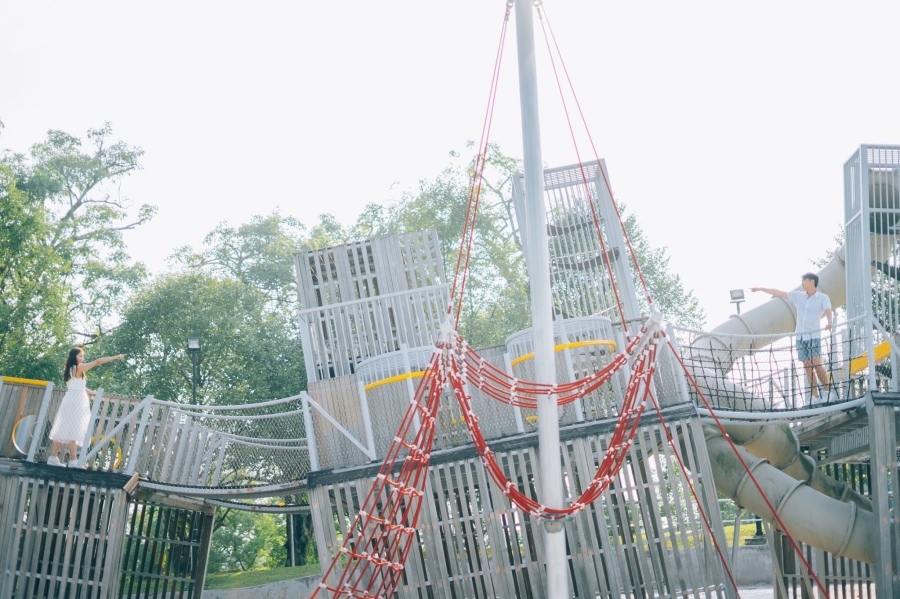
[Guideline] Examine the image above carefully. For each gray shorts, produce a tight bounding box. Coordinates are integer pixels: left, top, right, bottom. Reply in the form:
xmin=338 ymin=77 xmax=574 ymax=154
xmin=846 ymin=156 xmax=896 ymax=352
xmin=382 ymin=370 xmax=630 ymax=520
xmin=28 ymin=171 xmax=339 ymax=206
xmin=797 ymin=338 xmax=821 ymax=362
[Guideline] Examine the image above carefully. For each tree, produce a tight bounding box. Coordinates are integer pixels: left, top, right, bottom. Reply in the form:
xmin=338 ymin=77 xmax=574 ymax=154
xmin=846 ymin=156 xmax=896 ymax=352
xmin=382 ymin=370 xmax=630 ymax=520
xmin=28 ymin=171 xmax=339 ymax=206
xmin=171 ymin=213 xmax=311 ymax=311
xmin=351 ymin=143 xmax=705 ymax=347
xmin=91 ymin=273 xmax=305 ymax=404
xmin=352 ymin=143 xmax=531 ymax=348
xmin=207 ymin=511 xmax=286 ymax=572
xmin=0 ymin=165 xmax=69 ymax=378
xmin=0 ymin=122 xmax=153 ymax=380
xmin=287 ymin=512 xmax=318 ymax=566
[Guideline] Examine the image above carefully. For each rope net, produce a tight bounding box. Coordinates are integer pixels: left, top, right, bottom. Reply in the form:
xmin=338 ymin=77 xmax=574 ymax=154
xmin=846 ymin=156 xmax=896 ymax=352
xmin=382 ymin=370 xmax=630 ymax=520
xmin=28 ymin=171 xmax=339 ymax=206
xmin=313 ymin=315 xmax=665 ymax=598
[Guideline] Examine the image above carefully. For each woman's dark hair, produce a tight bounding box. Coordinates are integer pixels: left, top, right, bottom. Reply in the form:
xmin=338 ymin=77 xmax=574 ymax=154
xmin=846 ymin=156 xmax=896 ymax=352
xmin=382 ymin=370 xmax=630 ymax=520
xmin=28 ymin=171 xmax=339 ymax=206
xmin=63 ymin=347 xmax=84 ymax=382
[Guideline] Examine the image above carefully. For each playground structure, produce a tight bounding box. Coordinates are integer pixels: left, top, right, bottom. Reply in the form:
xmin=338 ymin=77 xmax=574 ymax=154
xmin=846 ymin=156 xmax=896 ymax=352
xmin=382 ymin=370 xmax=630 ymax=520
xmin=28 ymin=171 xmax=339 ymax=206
xmin=303 ymin=150 xmax=898 ymax=599
xmin=0 ymin=145 xmax=898 ymax=598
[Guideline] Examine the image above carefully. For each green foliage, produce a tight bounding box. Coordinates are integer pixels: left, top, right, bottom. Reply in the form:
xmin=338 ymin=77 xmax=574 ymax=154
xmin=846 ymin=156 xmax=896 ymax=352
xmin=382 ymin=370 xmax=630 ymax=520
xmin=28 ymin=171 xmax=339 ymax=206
xmin=205 ymin=564 xmax=321 ymax=590
xmin=171 ymin=213 xmax=311 ymax=311
xmin=349 ymin=143 xmax=704 ymax=345
xmin=288 ymin=513 xmax=318 ymax=566
xmin=207 ymin=511 xmax=287 ymax=573
xmin=352 ymin=143 xmax=530 ymax=348
xmin=91 ymin=272 xmax=305 ymax=403
xmin=0 ymin=164 xmax=69 ymax=378
xmin=0 ymin=123 xmax=152 ymax=380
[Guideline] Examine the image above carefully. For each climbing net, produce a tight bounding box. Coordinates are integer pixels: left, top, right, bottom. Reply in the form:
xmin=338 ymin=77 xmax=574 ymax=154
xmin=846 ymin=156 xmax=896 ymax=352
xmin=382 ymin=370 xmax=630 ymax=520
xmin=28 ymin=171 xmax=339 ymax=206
xmin=313 ymin=3 xmax=834 ymax=598
xmin=313 ymin=313 xmax=663 ymax=598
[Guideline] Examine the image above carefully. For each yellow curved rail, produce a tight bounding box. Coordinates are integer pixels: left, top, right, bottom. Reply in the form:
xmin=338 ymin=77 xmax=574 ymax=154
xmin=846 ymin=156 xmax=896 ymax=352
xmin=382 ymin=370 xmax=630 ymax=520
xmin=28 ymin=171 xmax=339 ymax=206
xmin=90 ymin=436 xmax=123 ymax=469
xmin=849 ymin=340 xmax=892 ymax=376
xmin=364 ymin=371 xmax=427 ymax=392
xmin=510 ymin=340 xmax=617 ymax=367
xmin=1 ymin=376 xmax=49 ymax=387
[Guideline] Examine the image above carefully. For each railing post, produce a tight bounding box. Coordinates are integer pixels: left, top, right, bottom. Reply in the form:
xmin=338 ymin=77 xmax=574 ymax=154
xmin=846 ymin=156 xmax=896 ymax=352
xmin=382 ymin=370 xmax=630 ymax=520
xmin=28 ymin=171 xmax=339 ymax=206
xmin=503 ymin=352 xmax=525 ymax=434
xmin=556 ymin=313 xmax=584 ymax=422
xmin=302 ymin=393 xmax=320 ymax=472
xmin=400 ymin=344 xmax=422 ymax=432
xmin=77 ymin=388 xmax=105 ymax=467
xmin=26 ymin=382 xmax=54 ymax=462
xmin=867 ymin=315 xmax=878 ymax=391
xmin=665 ymin=325 xmax=693 ymax=406
xmin=125 ymin=396 xmax=155 ymax=475
xmin=357 ymin=381 xmax=377 ymax=460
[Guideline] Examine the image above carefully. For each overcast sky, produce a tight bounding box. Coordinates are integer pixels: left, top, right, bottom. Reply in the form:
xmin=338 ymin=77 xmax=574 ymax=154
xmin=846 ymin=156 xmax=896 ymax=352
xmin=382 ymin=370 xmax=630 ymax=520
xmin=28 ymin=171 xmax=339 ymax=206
xmin=3 ymin=1 xmax=900 ymax=329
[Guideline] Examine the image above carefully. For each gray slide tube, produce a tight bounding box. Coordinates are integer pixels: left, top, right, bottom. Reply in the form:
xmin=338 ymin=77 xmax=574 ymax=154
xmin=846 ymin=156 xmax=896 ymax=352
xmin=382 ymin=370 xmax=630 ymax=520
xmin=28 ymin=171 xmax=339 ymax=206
xmin=705 ymin=427 xmax=874 ymax=564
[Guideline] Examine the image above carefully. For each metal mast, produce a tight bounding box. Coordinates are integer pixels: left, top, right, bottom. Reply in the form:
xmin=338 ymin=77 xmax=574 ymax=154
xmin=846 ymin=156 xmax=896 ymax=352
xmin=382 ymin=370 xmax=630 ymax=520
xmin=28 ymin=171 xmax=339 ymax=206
xmin=513 ymin=1 xmax=569 ymax=598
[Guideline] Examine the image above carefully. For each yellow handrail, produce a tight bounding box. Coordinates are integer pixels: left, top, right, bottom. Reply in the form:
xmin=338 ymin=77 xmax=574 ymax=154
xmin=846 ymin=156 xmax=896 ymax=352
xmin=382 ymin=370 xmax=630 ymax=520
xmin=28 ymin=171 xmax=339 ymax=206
xmin=364 ymin=371 xmax=427 ymax=392
xmin=848 ymin=340 xmax=892 ymax=376
xmin=362 ymin=339 xmax=617 ymax=391
xmin=510 ymin=340 xmax=617 ymax=367
xmin=1 ymin=376 xmax=49 ymax=387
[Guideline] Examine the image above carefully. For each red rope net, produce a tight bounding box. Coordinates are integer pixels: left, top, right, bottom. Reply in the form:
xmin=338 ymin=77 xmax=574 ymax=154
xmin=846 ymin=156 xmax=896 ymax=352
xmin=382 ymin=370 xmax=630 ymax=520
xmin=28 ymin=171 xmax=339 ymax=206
xmin=312 ymin=314 xmax=663 ymax=599
xmin=311 ymin=2 xmax=834 ymax=597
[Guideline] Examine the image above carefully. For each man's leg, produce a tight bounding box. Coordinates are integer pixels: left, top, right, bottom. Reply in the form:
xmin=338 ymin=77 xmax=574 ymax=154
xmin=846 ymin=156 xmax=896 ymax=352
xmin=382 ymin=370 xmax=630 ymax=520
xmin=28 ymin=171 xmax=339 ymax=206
xmin=802 ymin=358 xmax=820 ymax=397
xmin=812 ymin=355 xmax=830 ymax=393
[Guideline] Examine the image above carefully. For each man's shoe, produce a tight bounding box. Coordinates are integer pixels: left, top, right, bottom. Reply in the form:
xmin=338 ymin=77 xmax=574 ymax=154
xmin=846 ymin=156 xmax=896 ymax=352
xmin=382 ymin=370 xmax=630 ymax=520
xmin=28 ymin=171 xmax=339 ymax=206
xmin=46 ymin=456 xmax=63 ymax=467
xmin=68 ymin=460 xmax=85 ymax=469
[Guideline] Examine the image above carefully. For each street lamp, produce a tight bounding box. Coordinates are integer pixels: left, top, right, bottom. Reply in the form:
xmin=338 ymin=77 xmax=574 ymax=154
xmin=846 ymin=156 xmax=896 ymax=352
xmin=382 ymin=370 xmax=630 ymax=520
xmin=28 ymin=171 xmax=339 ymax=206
xmin=727 ymin=291 xmax=765 ymax=543
xmin=187 ymin=337 xmax=201 ymax=405
xmin=729 ymin=289 xmax=746 ymax=314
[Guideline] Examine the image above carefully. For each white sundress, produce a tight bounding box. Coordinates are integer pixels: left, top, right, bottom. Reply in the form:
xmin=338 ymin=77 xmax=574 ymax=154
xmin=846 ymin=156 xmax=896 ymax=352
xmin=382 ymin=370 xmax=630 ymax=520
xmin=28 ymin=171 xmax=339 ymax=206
xmin=49 ymin=368 xmax=92 ymax=446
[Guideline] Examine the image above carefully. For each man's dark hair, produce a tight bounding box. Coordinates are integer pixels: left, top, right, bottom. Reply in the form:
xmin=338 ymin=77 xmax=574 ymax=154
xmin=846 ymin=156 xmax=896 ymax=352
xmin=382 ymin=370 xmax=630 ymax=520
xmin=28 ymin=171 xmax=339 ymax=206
xmin=802 ymin=272 xmax=819 ymax=288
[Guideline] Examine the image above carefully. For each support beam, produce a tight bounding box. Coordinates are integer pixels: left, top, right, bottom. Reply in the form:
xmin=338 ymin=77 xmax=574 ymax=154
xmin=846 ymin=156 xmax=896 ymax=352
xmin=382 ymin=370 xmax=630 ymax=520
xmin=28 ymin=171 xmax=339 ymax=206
xmin=868 ymin=391 xmax=900 ymax=596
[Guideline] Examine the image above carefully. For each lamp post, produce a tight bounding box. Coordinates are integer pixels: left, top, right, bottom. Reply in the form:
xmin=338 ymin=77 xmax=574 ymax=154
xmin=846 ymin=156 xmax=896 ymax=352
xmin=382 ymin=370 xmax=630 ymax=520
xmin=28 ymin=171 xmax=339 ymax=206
xmin=729 ymin=289 xmax=745 ymax=314
xmin=729 ymin=291 xmax=765 ymax=543
xmin=187 ymin=337 xmax=201 ymax=405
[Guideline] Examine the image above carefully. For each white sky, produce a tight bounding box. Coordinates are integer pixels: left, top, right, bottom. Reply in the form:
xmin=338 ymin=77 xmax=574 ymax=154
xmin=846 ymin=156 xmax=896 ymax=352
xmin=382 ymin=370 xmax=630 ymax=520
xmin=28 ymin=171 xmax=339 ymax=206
xmin=2 ymin=1 xmax=900 ymax=329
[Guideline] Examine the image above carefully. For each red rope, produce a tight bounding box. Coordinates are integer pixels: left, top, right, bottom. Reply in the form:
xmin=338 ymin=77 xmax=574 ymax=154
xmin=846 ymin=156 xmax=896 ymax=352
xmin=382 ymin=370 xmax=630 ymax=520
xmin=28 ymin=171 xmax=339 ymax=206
xmin=536 ymin=4 xmax=654 ymax=305
xmin=667 ymin=338 xmax=831 ymax=598
xmin=534 ymin=7 xmax=629 ymax=334
xmin=450 ymin=4 xmax=511 ymax=325
xmin=645 ymin=385 xmax=742 ymax=597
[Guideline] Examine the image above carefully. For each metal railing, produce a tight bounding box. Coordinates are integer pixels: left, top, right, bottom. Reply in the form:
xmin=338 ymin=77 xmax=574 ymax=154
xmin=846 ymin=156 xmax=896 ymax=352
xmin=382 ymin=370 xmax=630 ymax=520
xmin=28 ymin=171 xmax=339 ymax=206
xmin=0 ymin=379 xmax=314 ymax=495
xmin=672 ymin=316 xmax=890 ymax=415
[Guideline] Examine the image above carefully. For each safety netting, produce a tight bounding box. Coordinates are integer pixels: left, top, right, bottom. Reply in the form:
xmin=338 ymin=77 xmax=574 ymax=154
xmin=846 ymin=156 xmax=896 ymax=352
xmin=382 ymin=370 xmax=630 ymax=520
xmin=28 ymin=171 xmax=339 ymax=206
xmin=133 ymin=395 xmax=311 ymax=494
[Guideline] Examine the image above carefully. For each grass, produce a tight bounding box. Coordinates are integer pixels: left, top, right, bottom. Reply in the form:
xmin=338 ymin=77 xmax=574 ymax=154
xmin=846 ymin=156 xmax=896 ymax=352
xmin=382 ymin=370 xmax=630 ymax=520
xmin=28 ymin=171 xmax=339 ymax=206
xmin=723 ymin=522 xmax=766 ymax=547
xmin=205 ymin=564 xmax=322 ymax=590
xmin=204 ymin=524 xmax=761 ymax=590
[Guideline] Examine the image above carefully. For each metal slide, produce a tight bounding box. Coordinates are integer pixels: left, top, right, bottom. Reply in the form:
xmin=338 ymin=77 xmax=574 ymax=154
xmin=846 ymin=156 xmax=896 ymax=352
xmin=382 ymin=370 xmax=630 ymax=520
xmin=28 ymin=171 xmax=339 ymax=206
xmin=691 ymin=240 xmax=883 ymax=564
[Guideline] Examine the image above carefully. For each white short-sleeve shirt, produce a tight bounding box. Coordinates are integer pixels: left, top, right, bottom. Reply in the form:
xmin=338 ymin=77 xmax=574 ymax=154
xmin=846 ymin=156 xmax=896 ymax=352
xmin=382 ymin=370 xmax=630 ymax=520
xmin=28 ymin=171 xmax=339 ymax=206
xmin=787 ymin=290 xmax=832 ymax=340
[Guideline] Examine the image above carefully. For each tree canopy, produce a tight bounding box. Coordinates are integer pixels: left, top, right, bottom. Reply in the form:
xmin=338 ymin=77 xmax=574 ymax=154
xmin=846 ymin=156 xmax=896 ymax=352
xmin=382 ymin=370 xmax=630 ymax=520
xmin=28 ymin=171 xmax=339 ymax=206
xmin=0 ymin=123 xmax=152 ymax=380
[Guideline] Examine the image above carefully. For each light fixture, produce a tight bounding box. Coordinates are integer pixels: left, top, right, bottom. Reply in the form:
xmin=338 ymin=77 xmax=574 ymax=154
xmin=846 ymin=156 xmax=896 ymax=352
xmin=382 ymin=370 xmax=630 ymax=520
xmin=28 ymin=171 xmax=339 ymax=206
xmin=729 ymin=289 xmax=745 ymax=302
xmin=187 ymin=337 xmax=201 ymax=354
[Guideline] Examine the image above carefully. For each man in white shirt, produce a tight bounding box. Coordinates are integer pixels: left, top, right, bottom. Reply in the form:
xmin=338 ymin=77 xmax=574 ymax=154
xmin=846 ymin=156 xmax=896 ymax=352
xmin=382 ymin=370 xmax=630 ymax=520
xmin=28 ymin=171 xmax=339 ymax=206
xmin=752 ymin=273 xmax=834 ymax=400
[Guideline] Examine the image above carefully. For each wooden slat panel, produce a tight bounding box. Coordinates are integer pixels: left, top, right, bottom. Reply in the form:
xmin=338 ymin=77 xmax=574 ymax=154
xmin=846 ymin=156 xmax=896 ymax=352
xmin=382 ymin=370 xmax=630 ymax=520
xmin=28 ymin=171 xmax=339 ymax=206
xmin=309 ymin=415 xmax=737 ymax=598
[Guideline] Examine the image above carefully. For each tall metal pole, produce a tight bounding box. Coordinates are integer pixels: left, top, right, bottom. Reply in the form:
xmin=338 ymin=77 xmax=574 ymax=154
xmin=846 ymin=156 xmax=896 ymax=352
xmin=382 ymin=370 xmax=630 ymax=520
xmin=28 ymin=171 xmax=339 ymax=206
xmin=191 ymin=354 xmax=198 ymax=405
xmin=514 ymin=1 xmax=568 ymax=598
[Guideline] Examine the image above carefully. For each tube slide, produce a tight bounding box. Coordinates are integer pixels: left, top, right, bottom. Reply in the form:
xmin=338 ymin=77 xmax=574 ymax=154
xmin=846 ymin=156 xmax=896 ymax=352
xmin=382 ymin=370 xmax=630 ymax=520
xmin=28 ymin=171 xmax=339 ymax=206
xmin=705 ymin=427 xmax=874 ymax=564
xmin=689 ymin=240 xmax=881 ymax=563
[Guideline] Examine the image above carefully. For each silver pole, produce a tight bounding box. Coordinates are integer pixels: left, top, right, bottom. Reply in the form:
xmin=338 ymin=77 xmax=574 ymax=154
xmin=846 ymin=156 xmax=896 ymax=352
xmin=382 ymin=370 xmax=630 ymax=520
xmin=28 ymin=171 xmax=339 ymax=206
xmin=514 ymin=1 xmax=568 ymax=598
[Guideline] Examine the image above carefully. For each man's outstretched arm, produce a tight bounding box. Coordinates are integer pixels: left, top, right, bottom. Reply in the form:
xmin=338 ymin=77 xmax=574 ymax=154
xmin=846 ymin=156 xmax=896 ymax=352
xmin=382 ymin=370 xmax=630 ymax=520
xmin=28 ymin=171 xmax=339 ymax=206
xmin=751 ymin=287 xmax=789 ymax=300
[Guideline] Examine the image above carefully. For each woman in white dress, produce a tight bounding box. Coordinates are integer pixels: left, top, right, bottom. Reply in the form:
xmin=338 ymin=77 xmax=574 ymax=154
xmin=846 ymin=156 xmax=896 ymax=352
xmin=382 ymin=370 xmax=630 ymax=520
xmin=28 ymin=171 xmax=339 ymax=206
xmin=47 ymin=347 xmax=125 ymax=467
